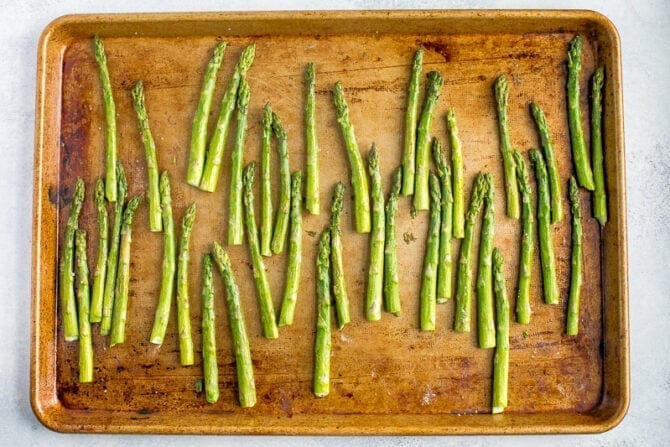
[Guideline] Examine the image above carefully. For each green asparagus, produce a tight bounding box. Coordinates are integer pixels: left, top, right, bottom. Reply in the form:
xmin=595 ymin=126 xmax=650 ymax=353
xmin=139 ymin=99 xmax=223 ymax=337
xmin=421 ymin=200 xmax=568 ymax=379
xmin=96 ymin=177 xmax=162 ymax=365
xmin=384 ymin=167 xmax=402 ymax=316
xmin=401 ymin=48 xmax=424 ymax=196
xmin=177 ymin=203 xmax=196 ymax=365
xmin=413 ymin=71 xmax=444 ymax=211
xmin=567 ymin=177 xmax=583 ymax=335
xmin=93 ymin=35 xmax=117 ymax=202
xmin=567 ymin=35 xmax=595 ymax=191
xmin=243 ymin=162 xmax=279 ymax=339
xmin=530 ymin=102 xmax=563 ymax=224
xmin=271 ymin=112 xmax=291 ymax=254
xmin=75 ymin=229 xmax=93 ymax=382
xmin=187 ymin=41 xmax=227 ymax=187
xmin=432 ymin=138 xmax=453 ymax=303
xmin=211 ymin=242 xmax=257 ymax=408
xmin=314 ymin=229 xmax=332 ymax=397
xmin=365 ymin=146 xmax=385 ymax=321
xmin=420 ymin=172 xmax=441 ymax=331
xmin=512 ymin=151 xmax=534 ymax=324
xmin=454 ymin=173 xmax=488 ymax=332
xmin=200 ymin=43 xmax=255 ymax=192
xmin=90 ymin=179 xmax=108 ymax=323
xmin=109 ymin=195 xmax=141 ymax=346
xmin=332 ymin=81 xmax=371 ymax=233
xmin=477 ymin=173 xmax=496 ymax=349
xmin=447 ymin=108 xmax=465 ymax=238
xmin=494 ymin=75 xmax=520 ymax=219
xmin=278 ymin=171 xmax=303 ymax=327
xmin=228 ymin=76 xmax=250 ymax=246
xmin=305 ymin=63 xmax=320 ymax=215
xmin=260 ymin=103 xmax=274 ymax=256
xmin=329 ymin=182 xmax=351 ymax=328
xmin=59 ymin=177 xmax=84 ymax=341
xmin=591 ymin=67 xmax=607 ymax=225
xmin=529 ymin=149 xmax=559 ymax=305
xmin=201 ymin=253 xmax=219 ymax=403
xmin=491 ymin=247 xmax=510 ymax=414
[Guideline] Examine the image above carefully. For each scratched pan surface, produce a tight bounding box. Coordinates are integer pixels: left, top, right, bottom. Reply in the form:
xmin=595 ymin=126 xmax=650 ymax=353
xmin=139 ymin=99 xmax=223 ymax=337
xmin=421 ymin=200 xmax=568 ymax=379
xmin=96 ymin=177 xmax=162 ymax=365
xmin=31 ymin=11 xmax=628 ymax=434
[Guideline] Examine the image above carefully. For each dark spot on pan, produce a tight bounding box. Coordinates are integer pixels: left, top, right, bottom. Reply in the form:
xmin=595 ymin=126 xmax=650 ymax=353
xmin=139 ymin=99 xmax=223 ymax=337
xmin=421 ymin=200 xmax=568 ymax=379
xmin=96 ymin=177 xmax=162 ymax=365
xmin=116 ymin=365 xmax=125 ymax=373
xmin=478 ymin=75 xmax=487 ymax=82
xmin=418 ymin=40 xmax=452 ymax=62
xmin=137 ymin=408 xmax=153 ymax=415
xmin=508 ymin=51 xmax=540 ymax=60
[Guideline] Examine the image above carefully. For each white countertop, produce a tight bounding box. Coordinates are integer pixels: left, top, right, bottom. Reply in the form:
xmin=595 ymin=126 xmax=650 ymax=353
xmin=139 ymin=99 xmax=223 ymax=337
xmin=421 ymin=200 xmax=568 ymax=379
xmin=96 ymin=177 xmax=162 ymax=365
xmin=2 ymin=0 xmax=667 ymax=445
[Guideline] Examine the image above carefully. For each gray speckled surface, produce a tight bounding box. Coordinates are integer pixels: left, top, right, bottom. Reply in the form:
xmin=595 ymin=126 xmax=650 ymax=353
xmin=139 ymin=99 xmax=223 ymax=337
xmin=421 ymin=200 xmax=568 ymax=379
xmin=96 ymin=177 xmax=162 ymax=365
xmin=3 ymin=0 xmax=667 ymax=445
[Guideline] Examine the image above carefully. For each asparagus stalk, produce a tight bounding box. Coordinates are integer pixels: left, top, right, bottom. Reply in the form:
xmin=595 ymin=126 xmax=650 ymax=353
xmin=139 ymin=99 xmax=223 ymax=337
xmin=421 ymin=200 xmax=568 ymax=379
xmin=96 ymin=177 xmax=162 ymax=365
xmin=228 ymin=76 xmax=250 ymax=246
xmin=454 ymin=173 xmax=488 ymax=332
xmin=591 ymin=67 xmax=607 ymax=225
xmin=243 ymin=162 xmax=279 ymax=339
xmin=90 ymin=179 xmax=108 ymax=323
xmin=150 ymin=172 xmax=176 ymax=345
xmin=491 ymin=247 xmax=510 ymax=414
xmin=494 ymin=75 xmax=520 ymax=219
xmin=512 ymin=151 xmax=534 ymax=324
xmin=201 ymin=253 xmax=219 ymax=403
xmin=432 ymin=138 xmax=453 ymax=303
xmin=567 ymin=35 xmax=595 ymax=191
xmin=401 ymin=48 xmax=424 ymax=196
xmin=477 ymin=173 xmax=496 ymax=349
xmin=420 ymin=172 xmax=441 ymax=331
xmin=529 ymin=149 xmax=559 ymax=305
xmin=271 ymin=112 xmax=291 ymax=254
xmin=212 ymin=242 xmax=257 ymax=407
xmin=93 ymin=35 xmax=117 ymax=202
xmin=260 ymin=103 xmax=274 ymax=256
xmin=413 ymin=71 xmax=444 ymax=211
xmin=200 ymin=43 xmax=256 ymax=192
xmin=101 ymin=163 xmax=127 ymax=335
xmin=109 ymin=195 xmax=141 ymax=346
xmin=332 ymin=81 xmax=371 ymax=233
xmin=530 ymin=102 xmax=563 ymax=224
xmin=384 ymin=167 xmax=402 ymax=316
xmin=75 ymin=229 xmax=93 ymax=382
xmin=278 ymin=171 xmax=303 ymax=327
xmin=187 ymin=41 xmax=227 ymax=187
xmin=314 ymin=229 xmax=332 ymax=397
xmin=305 ymin=63 xmax=320 ymax=215
xmin=131 ymin=80 xmax=162 ymax=232
xmin=58 ymin=177 xmax=84 ymax=341
xmin=567 ymin=177 xmax=583 ymax=335
xmin=176 ymin=203 xmax=196 ymax=365
xmin=447 ymin=108 xmax=465 ymax=238
xmin=329 ymin=182 xmax=351 ymax=328
xmin=365 ymin=145 xmax=385 ymax=321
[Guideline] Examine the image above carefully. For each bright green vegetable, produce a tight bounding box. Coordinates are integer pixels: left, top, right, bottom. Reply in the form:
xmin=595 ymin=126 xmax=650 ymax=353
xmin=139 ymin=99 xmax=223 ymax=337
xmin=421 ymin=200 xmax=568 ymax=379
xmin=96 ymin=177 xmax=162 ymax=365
xmin=90 ymin=179 xmax=108 ymax=323
xmin=313 ymin=229 xmax=332 ymax=397
xmin=494 ymin=75 xmax=520 ymax=219
xmin=432 ymin=138 xmax=453 ymax=303
xmin=567 ymin=177 xmax=583 ymax=335
xmin=271 ymin=112 xmax=291 ymax=254
xmin=365 ymin=145 xmax=385 ymax=321
xmin=401 ymin=48 xmax=424 ymax=196
xmin=491 ymin=247 xmax=509 ymax=414
xmin=591 ymin=67 xmax=607 ymax=225
xmin=530 ymin=102 xmax=563 ymax=224
xmin=93 ymin=35 xmax=117 ymax=202
xmin=59 ymin=177 xmax=84 ymax=341
xmin=329 ymin=182 xmax=350 ymax=328
xmin=476 ymin=173 xmax=495 ymax=349
xmin=305 ymin=63 xmax=320 ymax=215
xmin=447 ymin=108 xmax=465 ymax=238
xmin=384 ymin=167 xmax=402 ymax=316
xmin=201 ymin=253 xmax=219 ymax=403
xmin=278 ymin=171 xmax=303 ymax=327
xmin=75 ymin=229 xmax=93 ymax=382
xmin=228 ymin=76 xmax=250 ymax=246
xmin=420 ymin=172 xmax=441 ymax=331
xmin=260 ymin=103 xmax=274 ymax=256
xmin=176 ymin=203 xmax=196 ymax=365
xmin=512 ymin=151 xmax=534 ymax=324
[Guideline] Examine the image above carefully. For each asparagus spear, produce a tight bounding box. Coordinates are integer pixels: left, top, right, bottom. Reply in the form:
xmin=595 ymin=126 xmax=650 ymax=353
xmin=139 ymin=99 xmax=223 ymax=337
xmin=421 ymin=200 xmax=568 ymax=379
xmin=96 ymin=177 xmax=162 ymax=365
xmin=109 ymin=195 xmax=141 ymax=346
xmin=413 ymin=71 xmax=444 ymax=211
xmin=591 ymin=67 xmax=607 ymax=225
xmin=567 ymin=35 xmax=595 ymax=191
xmin=131 ymin=80 xmax=162 ymax=232
xmin=90 ymin=179 xmax=108 ymax=323
xmin=150 ymin=172 xmax=176 ymax=345
xmin=401 ymin=48 xmax=424 ymax=196
xmin=58 ymin=177 xmax=84 ymax=341
xmin=305 ymin=63 xmax=320 ymax=215
xmin=176 ymin=203 xmax=196 ymax=365
xmin=494 ymin=75 xmax=520 ymax=219
xmin=329 ymin=182 xmax=351 ymax=328
xmin=477 ymin=173 xmax=496 ymax=349
xmin=420 ymin=172 xmax=441 ymax=331
xmin=278 ymin=171 xmax=303 ymax=327
xmin=314 ymin=229 xmax=332 ymax=397
xmin=260 ymin=103 xmax=274 ymax=256
xmin=200 ymin=43 xmax=256 ymax=192
xmin=491 ymin=247 xmax=510 ymax=414
xmin=530 ymin=102 xmax=563 ymax=224
xmin=432 ymin=138 xmax=453 ymax=303
xmin=75 ymin=229 xmax=93 ymax=382
xmin=332 ymin=81 xmax=371 ymax=233
xmin=529 ymin=149 xmax=559 ymax=305
xmin=228 ymin=76 xmax=250 ymax=246
xmin=243 ymin=162 xmax=279 ymax=339
xmin=447 ymin=108 xmax=465 ymax=239
xmin=365 ymin=145 xmax=385 ymax=321
xmin=187 ymin=41 xmax=227 ymax=187
xmin=201 ymin=253 xmax=219 ymax=403
xmin=101 ymin=163 xmax=127 ymax=335
xmin=567 ymin=177 xmax=583 ymax=335
xmin=454 ymin=173 xmax=488 ymax=332
xmin=211 ymin=242 xmax=257 ymax=407
xmin=271 ymin=112 xmax=291 ymax=254
xmin=512 ymin=151 xmax=534 ymax=324
xmin=384 ymin=167 xmax=402 ymax=316
xmin=93 ymin=35 xmax=117 ymax=202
